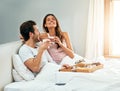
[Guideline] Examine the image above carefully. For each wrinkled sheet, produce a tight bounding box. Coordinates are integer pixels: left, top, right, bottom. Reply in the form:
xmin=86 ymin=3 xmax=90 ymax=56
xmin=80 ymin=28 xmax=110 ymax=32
xmin=4 ymin=59 xmax=120 ymax=91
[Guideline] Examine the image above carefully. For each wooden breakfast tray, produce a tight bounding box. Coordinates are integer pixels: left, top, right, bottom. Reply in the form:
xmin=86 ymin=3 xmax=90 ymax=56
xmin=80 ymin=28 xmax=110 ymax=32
xmin=59 ymin=62 xmax=103 ymax=73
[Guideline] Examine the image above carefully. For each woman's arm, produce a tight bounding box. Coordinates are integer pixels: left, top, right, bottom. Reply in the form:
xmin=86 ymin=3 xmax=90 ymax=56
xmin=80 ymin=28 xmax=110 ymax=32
xmin=62 ymin=32 xmax=73 ymax=50
xmin=54 ymin=32 xmax=74 ymax=58
xmin=59 ymin=43 xmax=74 ymax=58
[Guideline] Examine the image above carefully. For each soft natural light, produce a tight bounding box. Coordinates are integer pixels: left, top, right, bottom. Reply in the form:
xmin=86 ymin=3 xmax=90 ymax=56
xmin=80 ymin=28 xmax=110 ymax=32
xmin=110 ymin=0 xmax=120 ymax=56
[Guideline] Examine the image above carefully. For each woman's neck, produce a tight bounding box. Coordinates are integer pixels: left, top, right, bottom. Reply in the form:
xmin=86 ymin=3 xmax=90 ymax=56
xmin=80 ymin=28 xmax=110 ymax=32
xmin=48 ymin=28 xmax=56 ymax=36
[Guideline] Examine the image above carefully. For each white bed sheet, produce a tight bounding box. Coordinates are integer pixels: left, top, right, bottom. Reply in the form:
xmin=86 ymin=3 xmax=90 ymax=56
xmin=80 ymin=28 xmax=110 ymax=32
xmin=54 ymin=59 xmax=120 ymax=91
xmin=4 ymin=59 xmax=120 ymax=91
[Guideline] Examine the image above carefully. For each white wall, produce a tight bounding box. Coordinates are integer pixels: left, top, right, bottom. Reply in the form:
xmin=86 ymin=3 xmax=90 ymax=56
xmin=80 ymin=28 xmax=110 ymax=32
xmin=0 ymin=0 xmax=89 ymax=56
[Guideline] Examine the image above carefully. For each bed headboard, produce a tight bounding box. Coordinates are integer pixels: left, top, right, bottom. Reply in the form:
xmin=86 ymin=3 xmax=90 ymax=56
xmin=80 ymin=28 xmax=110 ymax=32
xmin=0 ymin=41 xmax=22 ymax=91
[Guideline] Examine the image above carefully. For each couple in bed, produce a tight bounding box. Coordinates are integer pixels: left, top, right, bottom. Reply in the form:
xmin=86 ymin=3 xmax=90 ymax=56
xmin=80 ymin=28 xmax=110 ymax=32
xmin=19 ymin=14 xmax=83 ymax=76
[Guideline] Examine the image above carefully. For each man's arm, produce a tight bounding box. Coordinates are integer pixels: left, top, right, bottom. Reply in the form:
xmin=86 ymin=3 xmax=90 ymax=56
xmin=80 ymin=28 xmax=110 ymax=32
xmin=22 ymin=41 xmax=50 ymax=73
xmin=24 ymin=48 xmax=44 ymax=73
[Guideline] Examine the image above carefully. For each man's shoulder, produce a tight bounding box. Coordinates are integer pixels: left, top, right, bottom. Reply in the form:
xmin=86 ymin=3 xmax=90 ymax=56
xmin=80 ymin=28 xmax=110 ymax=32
xmin=19 ymin=44 xmax=30 ymax=52
xmin=19 ymin=44 xmax=27 ymax=49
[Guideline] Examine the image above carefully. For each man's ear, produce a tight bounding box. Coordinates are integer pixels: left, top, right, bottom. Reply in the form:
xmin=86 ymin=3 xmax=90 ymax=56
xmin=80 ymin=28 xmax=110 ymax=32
xmin=19 ymin=34 xmax=23 ymax=40
xmin=29 ymin=32 xmax=34 ymax=37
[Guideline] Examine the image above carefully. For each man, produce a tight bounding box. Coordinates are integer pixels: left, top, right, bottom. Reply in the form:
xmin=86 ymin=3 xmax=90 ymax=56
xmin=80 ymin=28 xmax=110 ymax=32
xmin=19 ymin=20 xmax=50 ymax=73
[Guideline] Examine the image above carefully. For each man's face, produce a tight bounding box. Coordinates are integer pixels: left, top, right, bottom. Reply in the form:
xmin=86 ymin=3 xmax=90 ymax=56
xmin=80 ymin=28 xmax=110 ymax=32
xmin=33 ymin=25 xmax=40 ymax=42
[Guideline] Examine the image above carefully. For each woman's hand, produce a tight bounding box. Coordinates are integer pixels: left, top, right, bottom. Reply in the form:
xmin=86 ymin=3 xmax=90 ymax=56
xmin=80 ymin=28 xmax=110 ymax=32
xmin=54 ymin=36 xmax=62 ymax=46
xmin=62 ymin=64 xmax=72 ymax=69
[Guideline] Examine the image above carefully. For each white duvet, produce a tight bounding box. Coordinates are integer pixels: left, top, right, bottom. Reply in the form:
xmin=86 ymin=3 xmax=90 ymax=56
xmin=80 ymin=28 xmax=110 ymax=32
xmin=4 ymin=59 xmax=120 ymax=91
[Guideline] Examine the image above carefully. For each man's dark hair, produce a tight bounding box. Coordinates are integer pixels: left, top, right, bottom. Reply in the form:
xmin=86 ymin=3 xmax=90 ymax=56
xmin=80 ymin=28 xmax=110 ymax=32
xmin=20 ymin=20 xmax=36 ymax=41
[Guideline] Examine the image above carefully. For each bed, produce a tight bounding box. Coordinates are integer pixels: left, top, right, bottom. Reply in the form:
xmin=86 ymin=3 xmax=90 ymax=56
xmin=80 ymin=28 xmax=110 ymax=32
xmin=4 ymin=59 xmax=120 ymax=91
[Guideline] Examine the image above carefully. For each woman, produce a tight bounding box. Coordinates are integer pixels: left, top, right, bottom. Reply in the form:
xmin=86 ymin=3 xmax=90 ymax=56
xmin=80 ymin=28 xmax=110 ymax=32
xmin=42 ymin=14 xmax=83 ymax=65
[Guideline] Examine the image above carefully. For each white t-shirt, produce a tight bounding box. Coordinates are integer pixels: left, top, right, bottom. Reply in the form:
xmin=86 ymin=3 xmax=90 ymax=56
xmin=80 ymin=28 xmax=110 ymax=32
xmin=19 ymin=44 xmax=49 ymax=68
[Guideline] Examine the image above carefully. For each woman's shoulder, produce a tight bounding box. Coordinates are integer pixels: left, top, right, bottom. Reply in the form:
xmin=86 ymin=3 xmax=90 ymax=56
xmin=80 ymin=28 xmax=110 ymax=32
xmin=61 ymin=32 xmax=73 ymax=50
xmin=62 ymin=32 xmax=69 ymax=39
xmin=62 ymin=32 xmax=68 ymax=35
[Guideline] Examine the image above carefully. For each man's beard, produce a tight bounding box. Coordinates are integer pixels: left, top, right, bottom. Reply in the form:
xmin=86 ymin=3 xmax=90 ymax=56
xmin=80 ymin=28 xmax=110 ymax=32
xmin=35 ymin=36 xmax=41 ymax=42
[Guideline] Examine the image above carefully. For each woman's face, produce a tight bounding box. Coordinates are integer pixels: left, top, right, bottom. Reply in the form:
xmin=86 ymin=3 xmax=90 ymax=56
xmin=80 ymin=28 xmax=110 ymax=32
xmin=45 ymin=15 xmax=57 ymax=29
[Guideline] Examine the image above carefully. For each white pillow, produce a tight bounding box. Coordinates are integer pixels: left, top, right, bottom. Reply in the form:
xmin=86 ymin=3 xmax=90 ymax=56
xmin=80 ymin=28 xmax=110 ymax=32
xmin=12 ymin=54 xmax=35 ymax=81
xmin=12 ymin=69 xmax=24 ymax=82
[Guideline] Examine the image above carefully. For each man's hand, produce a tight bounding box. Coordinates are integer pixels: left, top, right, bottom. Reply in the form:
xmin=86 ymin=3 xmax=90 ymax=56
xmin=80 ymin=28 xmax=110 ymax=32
xmin=39 ymin=40 xmax=51 ymax=51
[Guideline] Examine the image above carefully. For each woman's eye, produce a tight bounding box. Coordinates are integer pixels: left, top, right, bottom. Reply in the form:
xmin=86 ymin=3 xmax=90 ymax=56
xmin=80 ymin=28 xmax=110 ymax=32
xmin=47 ymin=19 xmax=50 ymax=22
xmin=52 ymin=18 xmax=55 ymax=21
